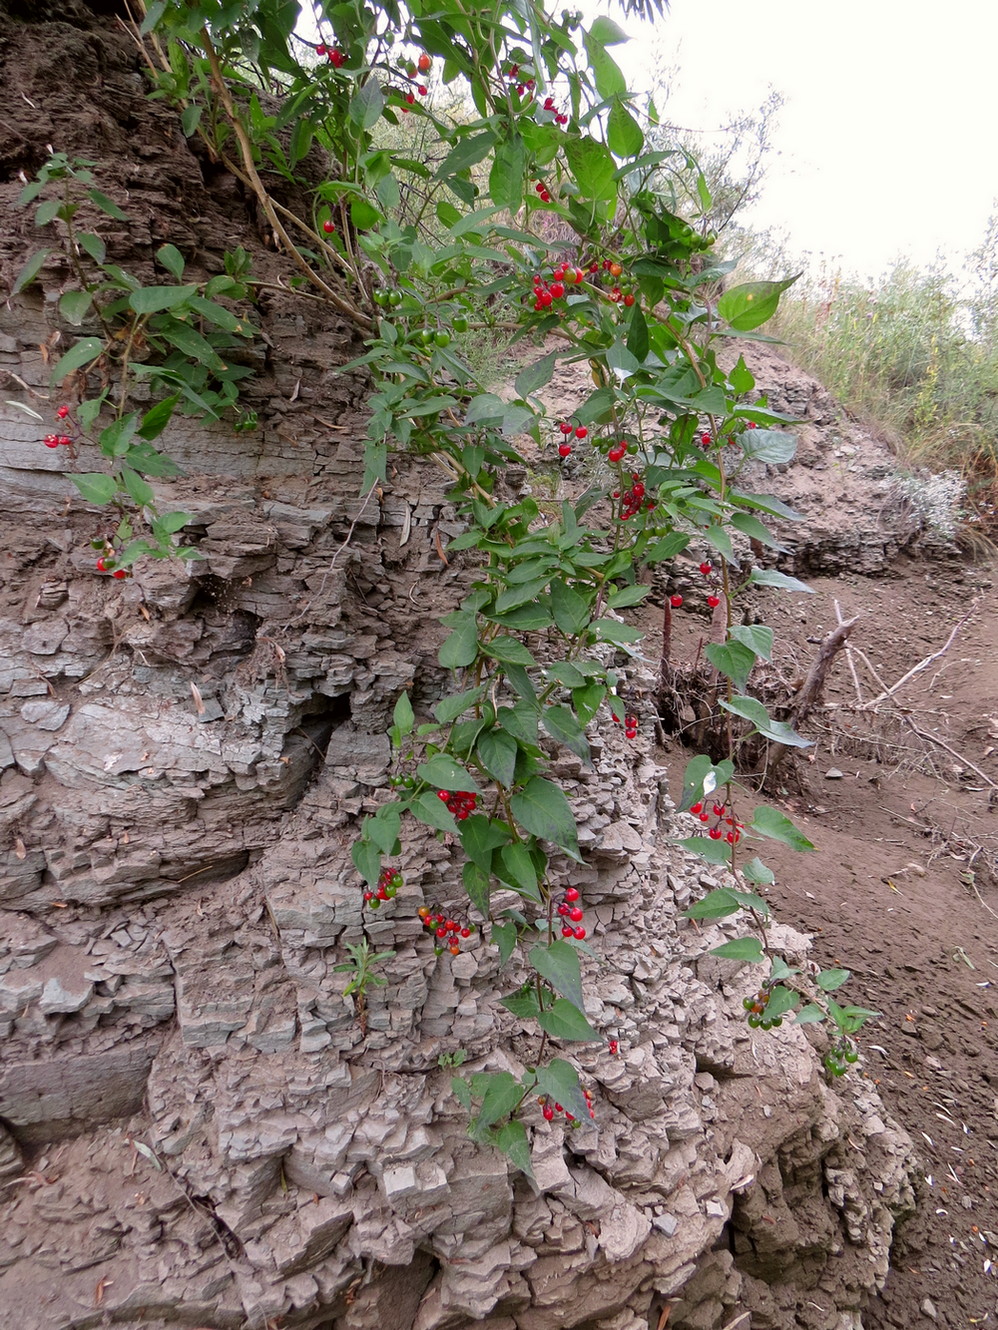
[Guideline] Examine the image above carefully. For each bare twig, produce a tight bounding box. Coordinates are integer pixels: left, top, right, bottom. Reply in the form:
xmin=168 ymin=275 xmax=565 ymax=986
xmin=834 ymin=599 xmax=865 ymax=704
xmin=861 ymin=602 xmax=978 ymax=710
xmin=899 ymin=714 xmax=997 ymax=791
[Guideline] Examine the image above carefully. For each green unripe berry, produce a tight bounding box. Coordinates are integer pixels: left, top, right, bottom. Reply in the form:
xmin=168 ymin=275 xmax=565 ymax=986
xmin=433 ymin=330 xmax=451 ymax=347
xmin=452 ymin=316 xmax=468 ymax=333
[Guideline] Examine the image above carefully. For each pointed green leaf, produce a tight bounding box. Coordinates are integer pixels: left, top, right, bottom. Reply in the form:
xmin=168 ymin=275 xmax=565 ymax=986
xmin=795 ymin=1004 xmax=825 ymax=1024
xmin=750 ymin=803 xmax=816 ymax=851
xmin=729 ymin=624 xmax=774 ymax=661
xmin=410 ymin=790 xmax=458 ymax=832
xmin=13 ymin=248 xmax=51 ymax=294
xmin=530 ymin=940 xmax=585 ymax=1014
xmin=121 ymin=466 xmax=155 ymax=508
xmin=87 ymin=188 xmax=129 ymax=221
xmin=485 ymin=636 xmax=536 ymax=667
xmin=350 ymin=80 xmax=385 ymax=130
xmin=471 ymin=1071 xmax=522 ymax=1129
xmin=550 ymin=580 xmax=591 ymax=636
xmin=128 ymin=285 xmax=198 ymax=315
xmin=463 ymin=860 xmax=491 ymax=915
xmin=540 ymin=704 xmax=590 ymax=761
xmin=59 ymin=289 xmax=93 ymax=325
xmin=817 ymin=968 xmax=851 ymax=992
xmin=704 ymin=640 xmax=757 ymax=692
xmin=535 ymin=1057 xmax=590 ymax=1123
xmin=137 ymin=394 xmax=180 ymax=441
xmin=69 ymin=472 xmax=117 ymax=505
xmin=511 ymin=778 xmax=580 ymax=859
xmin=477 ymin=727 xmax=517 ymax=787
xmin=351 ymin=838 xmax=381 ymax=886
xmin=497 ymin=843 xmax=541 ymax=901
xmin=156 ymin=244 xmax=185 ymax=280
xmin=495 ymin=1119 xmax=533 ymax=1177
xmin=416 ymin=754 xmax=481 ymax=794
xmin=392 ymin=691 xmax=414 ymax=736
xmin=742 ymin=856 xmax=775 ymax=885
xmin=676 ymin=834 xmax=731 ymax=866
xmin=439 ymin=613 xmax=479 ymax=669
xmin=717 ymin=276 xmax=799 ymax=332
xmin=719 ymin=695 xmax=812 ymax=748
xmin=459 ymin=814 xmax=510 ymax=872
xmin=492 ymin=919 xmax=517 ymax=964
xmin=607 ymin=99 xmax=644 ymax=158
xmin=749 ymin=567 xmax=813 ymax=594
xmin=51 ymin=336 xmax=104 ymax=382
xmin=710 ymin=936 xmax=765 ymax=962
xmin=538 ymin=998 xmax=599 ymax=1042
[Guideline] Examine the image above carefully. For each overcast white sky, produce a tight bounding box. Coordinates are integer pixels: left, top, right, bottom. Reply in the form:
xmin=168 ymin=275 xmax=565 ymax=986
xmin=610 ymin=0 xmax=998 ymax=281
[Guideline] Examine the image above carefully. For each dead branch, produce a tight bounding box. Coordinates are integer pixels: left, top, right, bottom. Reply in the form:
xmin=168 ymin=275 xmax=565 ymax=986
xmin=861 ymin=601 xmax=978 ymax=710
xmin=899 ymin=714 xmax=997 ymax=792
xmin=834 ymin=599 xmax=865 ymax=704
xmin=790 ymin=617 xmax=858 ymax=727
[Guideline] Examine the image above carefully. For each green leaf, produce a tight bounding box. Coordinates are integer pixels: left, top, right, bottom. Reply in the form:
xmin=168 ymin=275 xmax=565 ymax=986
xmin=437 ymin=131 xmax=498 ymax=178
xmin=750 ymin=803 xmax=816 ymax=852
xmin=684 ymin=889 xmax=741 ymax=920
xmin=489 ymin=137 xmax=525 ymax=213
xmin=795 ymin=1004 xmax=825 ymax=1024
xmin=742 ymin=856 xmax=775 ymax=885
xmin=540 ymin=704 xmax=590 ymax=761
xmin=137 ymin=394 xmax=179 ymax=441
xmin=626 ymin=300 xmax=649 ymax=362
xmin=187 ymin=295 xmax=256 ymax=336
xmin=463 ymin=860 xmax=491 ymax=915
xmin=494 ymin=577 xmax=551 ymax=613
xmin=492 ymin=920 xmax=517 ymax=965
xmin=583 ymin=30 xmax=627 ymax=98
xmin=367 ymin=803 xmax=402 ymax=855
xmin=497 ymin=843 xmax=541 ymax=901
xmin=351 ymin=838 xmax=381 ymax=886
xmin=69 ymin=472 xmax=117 ymax=505
xmin=538 ymin=998 xmax=599 ymax=1042
xmin=572 ymin=682 xmax=605 ymax=726
xmin=535 ymin=1057 xmax=590 ymax=1123
xmin=748 ymin=567 xmax=814 ymax=595
xmin=765 ymin=985 xmax=800 ymax=1019
xmin=511 ymin=778 xmax=580 ymax=859
xmin=710 ymin=937 xmax=765 ymax=962
xmin=51 ymin=336 xmax=103 ymax=382
xmin=495 ymin=1120 xmax=533 ymax=1178
xmin=645 ymin=532 xmax=690 ymax=562
xmin=729 ymin=356 xmax=755 ymax=394
xmin=704 ymin=640 xmax=757 ymax=693
xmin=729 ymin=624 xmax=774 ymax=661
xmin=740 ymin=429 xmax=797 ymax=466
xmin=59 ymin=289 xmax=93 ymax=325
xmin=13 ymin=248 xmax=51 ymax=294
xmin=485 ymin=636 xmax=536 ymax=667
xmin=156 ymin=244 xmax=185 ymax=280
xmin=607 ymin=99 xmax=644 ymax=157
xmin=676 ymin=835 xmax=731 ymax=866
xmin=416 ymin=754 xmax=481 ymax=794
xmin=439 ymin=613 xmax=479 ymax=668
xmin=717 ymin=276 xmax=799 ymax=332
xmin=350 ymin=80 xmax=385 ymax=130
xmin=720 ymin=696 xmax=812 ymax=749
xmin=472 ymin=1071 xmax=522 ymax=1129
xmin=515 ymin=350 xmax=560 ymax=399
xmin=151 ymin=510 xmax=190 ymax=536
xmin=434 ymin=686 xmax=483 ymax=724
xmin=501 ymin=986 xmax=542 ymax=1019
xmin=731 ymin=512 xmax=787 ymax=553
xmin=564 ymin=136 xmax=617 ymax=206
xmin=34 ymin=198 xmax=62 ymax=228
xmin=702 ymin=525 xmax=734 ymax=561
xmin=477 ymin=728 xmax=517 ymax=787
xmin=452 ymin=1075 xmax=472 ymax=1109
xmin=87 ymin=188 xmax=129 ymax=221
xmin=460 ymin=814 xmax=510 ymax=871
xmin=392 ymin=691 xmax=414 ymax=736
xmin=121 ymin=466 xmax=155 ymax=508
xmin=592 ymin=618 xmax=643 ymax=645
xmin=181 ymin=103 xmax=202 ymax=136
xmin=530 ymin=940 xmax=586 ymax=1015
xmin=127 ymin=285 xmax=198 ymax=315
xmin=816 ymin=968 xmax=851 ymax=992
xmin=606 ymin=584 xmax=649 ymax=609
xmin=546 ymin=661 xmax=587 ymax=688
xmin=550 ymin=580 xmax=591 ymax=636
xmin=410 ymin=790 xmax=458 ymax=833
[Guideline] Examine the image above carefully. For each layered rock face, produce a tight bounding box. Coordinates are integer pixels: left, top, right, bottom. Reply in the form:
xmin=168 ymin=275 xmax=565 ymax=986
xmin=0 ymin=5 xmax=915 ymax=1328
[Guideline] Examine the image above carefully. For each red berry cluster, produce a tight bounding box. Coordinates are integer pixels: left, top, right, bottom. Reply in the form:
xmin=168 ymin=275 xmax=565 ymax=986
xmin=540 ymin=94 xmax=569 ymax=125
xmin=689 ymin=800 xmax=743 ymax=844
xmin=607 ymin=441 xmax=627 ymax=463
xmin=503 ymin=63 xmax=535 ymax=96
xmin=42 ymin=405 xmax=76 ymax=453
xmin=539 ymin=1088 xmax=596 ymax=1123
xmin=533 ymin=178 xmax=552 ymax=204
xmin=554 ymin=418 xmax=587 ymax=458
xmin=437 ymin=789 xmax=478 ymax=820
xmin=92 ymin=538 xmax=129 ymax=580
xmin=363 ymin=866 xmax=403 ymax=910
xmin=612 ymin=473 xmax=652 ymax=520
xmin=315 ymin=44 xmax=346 ymax=66
xmin=611 ymin=709 xmax=639 ymax=741
xmin=697 ymin=560 xmax=723 ymax=609
xmin=584 ymin=258 xmax=634 ymax=306
xmin=554 ymin=884 xmax=586 ymax=938
xmin=607 ymin=1037 xmax=619 ymax=1055
xmin=418 ymin=906 xmax=475 ymax=956
xmin=530 ymin=261 xmax=585 ymax=311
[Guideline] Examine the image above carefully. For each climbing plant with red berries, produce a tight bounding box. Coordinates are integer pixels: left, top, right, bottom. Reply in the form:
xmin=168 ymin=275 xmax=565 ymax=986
xmin=9 ymin=0 xmax=875 ymax=1175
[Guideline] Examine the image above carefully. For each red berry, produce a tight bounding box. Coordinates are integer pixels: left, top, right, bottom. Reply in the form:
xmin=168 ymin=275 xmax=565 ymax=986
xmin=56 ymin=405 xmax=70 ymax=419
xmin=543 ymin=1105 xmax=554 ymax=1121
xmin=608 ymin=445 xmax=625 ymax=463
xmin=573 ymin=926 xmax=586 ymax=940
xmin=574 ymin=426 xmax=588 ymax=439
xmin=609 ymin=287 xmax=622 ymax=302
xmin=700 ymin=433 xmax=711 ymax=445
xmin=568 ymin=906 xmax=584 ymax=922
xmin=418 ymin=52 xmax=431 ymax=72
xmin=707 ymin=595 xmax=720 ymax=608
xmin=550 ymin=282 xmax=565 ymax=298
xmin=747 ymin=421 xmax=757 ymax=429
xmin=557 ymin=903 xmax=570 ymax=917
xmin=699 ymin=562 xmax=712 ymax=575
xmin=708 ymin=827 xmax=723 ymax=840
xmin=329 ymin=49 xmax=345 ymax=67
xmin=539 ymin=291 xmax=553 ymax=307
xmin=96 ymin=557 xmax=108 ymax=572
xmin=112 ymin=569 xmax=127 ymax=580
xmin=405 ymin=91 xmax=415 ymax=104
xmin=322 ymin=219 xmax=335 ymax=234
xmin=559 ymin=422 xmax=573 ymax=435
xmin=564 ymin=887 xmax=580 ymax=903
xmin=438 ymin=790 xmax=449 ymax=801
xmin=417 ymin=84 xmax=428 ymax=95
xmin=436 ymin=926 xmax=447 ymax=938
xmin=43 ymin=434 xmax=59 ymax=448
xmin=622 ymin=293 xmax=635 ymax=307
xmin=670 ymin=594 xmax=683 ymax=608
xmin=561 ymin=925 xmax=574 ymax=937
xmin=608 ymin=1039 xmax=618 ymax=1055
xmin=558 ymin=443 xmax=572 ymax=458
xmin=316 ymin=44 xmax=327 ymax=55
xmin=690 ymin=802 xmax=703 ymax=815
xmin=539 ymin=191 xmax=551 ymax=202
xmin=460 ymin=927 xmax=471 ymax=938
